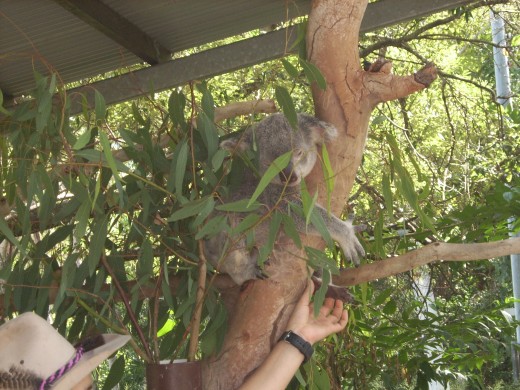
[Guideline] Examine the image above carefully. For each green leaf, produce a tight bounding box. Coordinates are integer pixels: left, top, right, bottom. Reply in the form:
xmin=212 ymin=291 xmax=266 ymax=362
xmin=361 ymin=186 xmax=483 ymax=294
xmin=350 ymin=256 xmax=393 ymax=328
xmin=131 ymin=103 xmax=147 ymax=126
xmin=305 ymin=247 xmax=338 ymax=274
xmin=281 ymin=59 xmax=299 ymax=78
xmin=0 ymin=218 xmax=23 ymax=255
xmin=374 ymin=212 xmax=385 ymax=258
xmin=137 ymin=239 xmax=153 ymax=279
xmin=197 ymin=112 xmax=219 ymax=159
xmin=201 ymin=87 xmax=215 ymax=121
xmin=383 ymin=299 xmax=397 ymax=315
xmin=231 ymin=213 xmax=261 ymax=235
xmin=101 ymin=355 xmax=125 ymax=390
xmin=195 ymin=215 xmax=227 ymax=240
xmin=248 ymin=151 xmax=292 ymax=206
xmin=321 ymin=143 xmax=334 ymax=211
xmin=175 ymin=140 xmax=188 ymax=198
xmin=311 ymin=360 xmax=331 ymax=389
xmin=313 ymin=270 xmax=329 ymax=317
xmin=168 ymin=197 xmax=214 ymax=222
xmin=216 ymin=199 xmax=261 ymax=212
xmin=281 ymin=213 xmax=302 ymax=248
xmin=168 ymin=90 xmax=187 ymax=131
xmin=511 ymin=34 xmax=520 ymax=47
xmin=73 ymin=128 xmax=92 ymax=150
xmin=162 ymin=273 xmax=174 ymax=308
xmin=94 ymin=90 xmax=106 ymax=122
xmin=257 ymin=210 xmax=282 ymax=265
xmin=274 ymin=86 xmax=297 ymax=129
xmin=300 ymin=181 xmax=318 ymax=227
xmin=99 ymin=131 xmax=122 ymax=181
xmin=300 ymin=59 xmax=327 ymax=90
xmin=382 ymin=173 xmax=393 ymax=218
xmin=54 ymin=253 xmax=80 ymax=310
xmin=211 ymin=148 xmax=227 ymax=171
xmin=157 ymin=317 xmax=176 ymax=337
xmin=86 ymin=216 xmax=107 ymax=275
xmin=374 ymin=288 xmax=394 ymax=306
xmin=74 ymin=200 xmax=91 ymax=242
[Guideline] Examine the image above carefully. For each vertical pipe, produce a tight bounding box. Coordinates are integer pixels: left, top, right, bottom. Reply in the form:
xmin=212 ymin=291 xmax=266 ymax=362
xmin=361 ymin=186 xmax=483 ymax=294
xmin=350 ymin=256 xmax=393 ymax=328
xmin=510 ymin=217 xmax=520 ymax=383
xmin=491 ymin=11 xmax=516 ymax=380
xmin=490 ymin=11 xmax=512 ymax=107
xmin=417 ymin=271 xmax=448 ymax=390
xmin=510 ymin=225 xmax=520 ymax=343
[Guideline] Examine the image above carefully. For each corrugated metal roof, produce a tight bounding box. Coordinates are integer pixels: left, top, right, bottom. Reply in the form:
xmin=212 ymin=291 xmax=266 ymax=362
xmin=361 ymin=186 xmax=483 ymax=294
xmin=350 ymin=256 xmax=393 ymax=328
xmin=1 ymin=0 xmax=140 ymax=96
xmin=0 ymin=0 xmax=308 ymax=97
xmin=106 ymin=0 xmax=309 ymax=52
xmin=0 ymin=0 xmax=477 ymax=103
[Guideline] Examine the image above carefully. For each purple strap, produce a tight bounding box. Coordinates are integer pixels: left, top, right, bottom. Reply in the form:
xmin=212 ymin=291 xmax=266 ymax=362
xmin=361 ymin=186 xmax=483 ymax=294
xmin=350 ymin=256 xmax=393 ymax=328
xmin=39 ymin=346 xmax=84 ymax=390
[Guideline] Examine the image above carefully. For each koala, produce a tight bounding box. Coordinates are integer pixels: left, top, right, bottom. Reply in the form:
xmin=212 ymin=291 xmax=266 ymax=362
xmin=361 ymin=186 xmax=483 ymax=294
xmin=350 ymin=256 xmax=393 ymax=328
xmin=203 ymin=113 xmax=365 ymax=286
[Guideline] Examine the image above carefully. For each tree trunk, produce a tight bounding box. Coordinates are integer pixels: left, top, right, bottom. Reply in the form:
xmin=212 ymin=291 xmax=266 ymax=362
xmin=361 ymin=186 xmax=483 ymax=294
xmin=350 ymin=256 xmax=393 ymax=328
xmin=202 ymin=0 xmax=436 ymax=388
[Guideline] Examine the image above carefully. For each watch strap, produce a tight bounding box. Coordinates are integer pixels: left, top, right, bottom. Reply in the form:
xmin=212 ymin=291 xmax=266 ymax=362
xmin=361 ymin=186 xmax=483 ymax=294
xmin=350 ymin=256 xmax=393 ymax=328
xmin=279 ymin=331 xmax=313 ymax=363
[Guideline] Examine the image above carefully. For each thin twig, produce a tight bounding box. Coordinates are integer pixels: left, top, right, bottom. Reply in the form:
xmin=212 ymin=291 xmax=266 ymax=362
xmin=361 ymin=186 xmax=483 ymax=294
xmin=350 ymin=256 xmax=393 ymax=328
xmin=101 ymin=253 xmax=153 ymax=362
xmin=187 ymin=239 xmax=208 ymax=361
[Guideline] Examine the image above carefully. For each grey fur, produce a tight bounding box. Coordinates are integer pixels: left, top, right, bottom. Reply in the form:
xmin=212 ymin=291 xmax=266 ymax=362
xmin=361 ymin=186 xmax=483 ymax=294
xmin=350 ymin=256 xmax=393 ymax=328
xmin=203 ymin=113 xmax=365 ymax=285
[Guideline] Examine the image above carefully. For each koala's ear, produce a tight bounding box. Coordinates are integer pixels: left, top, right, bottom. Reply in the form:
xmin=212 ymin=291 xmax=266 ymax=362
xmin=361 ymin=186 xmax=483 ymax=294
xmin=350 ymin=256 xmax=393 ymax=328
xmin=307 ymin=120 xmax=338 ymax=144
xmin=220 ymin=137 xmax=251 ymax=152
xmin=317 ymin=121 xmax=338 ymax=143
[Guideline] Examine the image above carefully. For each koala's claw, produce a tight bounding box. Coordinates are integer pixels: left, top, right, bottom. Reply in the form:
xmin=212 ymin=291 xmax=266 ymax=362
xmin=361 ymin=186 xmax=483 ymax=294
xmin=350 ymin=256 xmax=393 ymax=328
xmin=312 ymin=275 xmax=355 ymax=303
xmin=255 ymin=266 xmax=269 ymax=280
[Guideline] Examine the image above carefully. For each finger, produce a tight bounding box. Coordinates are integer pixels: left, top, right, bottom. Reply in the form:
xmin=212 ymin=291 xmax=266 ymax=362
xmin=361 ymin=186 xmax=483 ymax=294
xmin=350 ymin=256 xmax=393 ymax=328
xmin=331 ymin=299 xmax=344 ymax=320
xmin=338 ymin=309 xmax=349 ymax=328
xmin=319 ymin=298 xmax=335 ymax=317
xmin=298 ymin=279 xmax=314 ymax=306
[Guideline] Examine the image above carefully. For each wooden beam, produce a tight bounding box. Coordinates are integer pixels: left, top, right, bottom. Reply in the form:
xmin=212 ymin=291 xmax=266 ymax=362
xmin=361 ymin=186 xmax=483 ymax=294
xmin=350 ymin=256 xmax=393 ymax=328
xmin=52 ymin=0 xmax=171 ymax=65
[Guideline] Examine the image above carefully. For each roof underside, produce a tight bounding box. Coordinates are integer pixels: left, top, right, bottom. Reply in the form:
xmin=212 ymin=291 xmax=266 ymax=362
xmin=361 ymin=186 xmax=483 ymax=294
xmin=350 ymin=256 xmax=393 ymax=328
xmin=1 ymin=0 xmax=478 ymax=107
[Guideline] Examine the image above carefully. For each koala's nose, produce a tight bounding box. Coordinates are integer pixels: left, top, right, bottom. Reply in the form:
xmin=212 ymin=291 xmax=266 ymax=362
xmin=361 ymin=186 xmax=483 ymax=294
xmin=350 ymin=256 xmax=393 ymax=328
xmin=279 ymin=169 xmax=298 ymax=184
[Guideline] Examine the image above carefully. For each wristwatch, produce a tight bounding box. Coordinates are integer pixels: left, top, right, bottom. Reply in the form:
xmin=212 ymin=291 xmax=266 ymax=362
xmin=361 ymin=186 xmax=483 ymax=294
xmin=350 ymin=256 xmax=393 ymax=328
xmin=279 ymin=331 xmax=314 ymax=363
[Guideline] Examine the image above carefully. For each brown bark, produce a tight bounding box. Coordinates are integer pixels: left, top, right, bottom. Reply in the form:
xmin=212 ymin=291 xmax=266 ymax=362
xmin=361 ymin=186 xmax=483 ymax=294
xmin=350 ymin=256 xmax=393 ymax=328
xmin=335 ymin=237 xmax=520 ymax=286
xmin=202 ymin=0 xmax=439 ymax=388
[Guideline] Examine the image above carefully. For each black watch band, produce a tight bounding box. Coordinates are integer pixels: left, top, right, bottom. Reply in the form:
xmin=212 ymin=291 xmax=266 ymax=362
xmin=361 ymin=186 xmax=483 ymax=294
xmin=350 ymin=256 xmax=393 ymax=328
xmin=279 ymin=331 xmax=314 ymax=363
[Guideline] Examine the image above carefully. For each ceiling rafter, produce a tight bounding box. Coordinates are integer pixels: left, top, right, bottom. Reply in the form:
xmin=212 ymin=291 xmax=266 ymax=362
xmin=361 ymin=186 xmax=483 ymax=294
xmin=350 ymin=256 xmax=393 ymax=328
xmin=51 ymin=0 xmax=171 ymax=65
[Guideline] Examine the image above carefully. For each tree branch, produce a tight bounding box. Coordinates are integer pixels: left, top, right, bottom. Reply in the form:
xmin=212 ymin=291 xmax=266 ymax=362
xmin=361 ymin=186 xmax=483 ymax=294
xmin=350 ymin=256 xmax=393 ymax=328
xmin=364 ymin=62 xmax=438 ymax=106
xmin=334 ymin=237 xmax=520 ymax=286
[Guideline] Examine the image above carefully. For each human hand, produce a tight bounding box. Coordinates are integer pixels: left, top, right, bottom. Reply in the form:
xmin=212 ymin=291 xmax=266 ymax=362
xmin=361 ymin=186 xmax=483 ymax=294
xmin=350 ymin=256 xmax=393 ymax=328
xmin=284 ymin=280 xmax=349 ymax=345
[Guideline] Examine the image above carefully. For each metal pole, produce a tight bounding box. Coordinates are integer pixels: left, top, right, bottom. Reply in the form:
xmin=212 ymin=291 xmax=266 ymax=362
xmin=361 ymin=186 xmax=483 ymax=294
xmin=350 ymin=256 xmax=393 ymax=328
xmin=510 ymin=218 xmax=520 ymax=381
xmin=490 ymin=11 xmax=513 ymax=107
xmin=490 ymin=11 xmax=516 ymax=381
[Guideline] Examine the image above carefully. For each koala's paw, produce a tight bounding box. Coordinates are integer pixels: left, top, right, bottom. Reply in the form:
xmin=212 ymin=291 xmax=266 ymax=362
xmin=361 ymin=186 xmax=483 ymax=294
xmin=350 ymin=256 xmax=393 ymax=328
xmin=340 ymin=227 xmax=365 ymax=267
xmin=326 ymin=284 xmax=355 ymax=303
xmin=311 ymin=275 xmax=354 ymax=303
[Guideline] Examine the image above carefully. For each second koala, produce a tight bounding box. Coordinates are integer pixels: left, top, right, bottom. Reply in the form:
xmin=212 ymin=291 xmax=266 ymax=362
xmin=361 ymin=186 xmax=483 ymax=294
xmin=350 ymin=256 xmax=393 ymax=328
xmin=203 ymin=113 xmax=365 ymax=286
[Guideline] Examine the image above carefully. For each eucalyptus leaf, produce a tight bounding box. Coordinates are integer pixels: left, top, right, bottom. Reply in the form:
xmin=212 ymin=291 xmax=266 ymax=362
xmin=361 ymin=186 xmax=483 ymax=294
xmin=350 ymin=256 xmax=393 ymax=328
xmin=168 ymin=197 xmax=214 ymax=222
xmin=86 ymin=216 xmax=107 ymax=275
xmin=101 ymin=355 xmax=125 ymax=390
xmin=274 ymin=86 xmax=297 ymax=129
xmin=248 ymin=151 xmax=292 ymax=207
xmin=300 ymin=59 xmax=327 ymax=90
xmin=94 ymin=90 xmax=106 ymax=122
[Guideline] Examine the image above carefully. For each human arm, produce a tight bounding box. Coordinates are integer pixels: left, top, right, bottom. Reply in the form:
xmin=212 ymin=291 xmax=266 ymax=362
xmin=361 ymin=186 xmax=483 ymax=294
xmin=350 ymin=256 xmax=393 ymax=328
xmin=239 ymin=281 xmax=349 ymax=390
